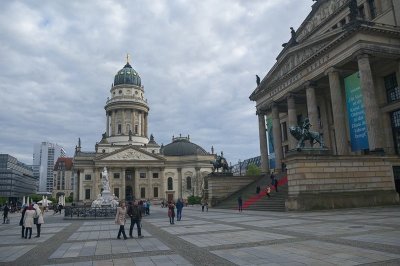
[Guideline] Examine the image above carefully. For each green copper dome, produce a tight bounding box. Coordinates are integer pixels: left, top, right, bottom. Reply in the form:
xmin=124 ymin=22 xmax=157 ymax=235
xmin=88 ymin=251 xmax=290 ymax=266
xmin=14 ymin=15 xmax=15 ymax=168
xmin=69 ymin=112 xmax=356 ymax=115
xmin=114 ymin=63 xmax=141 ymax=86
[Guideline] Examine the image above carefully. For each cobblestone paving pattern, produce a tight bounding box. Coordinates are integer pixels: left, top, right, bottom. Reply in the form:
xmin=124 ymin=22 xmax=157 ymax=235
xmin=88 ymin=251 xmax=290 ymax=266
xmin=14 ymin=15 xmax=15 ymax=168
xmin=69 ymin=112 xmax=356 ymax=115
xmin=0 ymin=205 xmax=399 ymax=265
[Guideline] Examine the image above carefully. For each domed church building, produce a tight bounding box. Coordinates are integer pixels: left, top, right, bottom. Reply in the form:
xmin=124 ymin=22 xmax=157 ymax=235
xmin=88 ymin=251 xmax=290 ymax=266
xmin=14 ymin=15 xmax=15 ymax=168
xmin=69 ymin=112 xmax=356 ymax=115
xmin=73 ymin=58 xmax=214 ymax=204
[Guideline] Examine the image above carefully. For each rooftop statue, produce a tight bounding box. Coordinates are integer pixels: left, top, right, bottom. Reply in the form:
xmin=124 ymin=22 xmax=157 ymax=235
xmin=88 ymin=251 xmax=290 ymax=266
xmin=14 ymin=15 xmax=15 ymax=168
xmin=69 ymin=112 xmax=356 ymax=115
xmin=256 ymin=75 xmax=260 ymax=86
xmin=289 ymin=118 xmax=324 ymax=151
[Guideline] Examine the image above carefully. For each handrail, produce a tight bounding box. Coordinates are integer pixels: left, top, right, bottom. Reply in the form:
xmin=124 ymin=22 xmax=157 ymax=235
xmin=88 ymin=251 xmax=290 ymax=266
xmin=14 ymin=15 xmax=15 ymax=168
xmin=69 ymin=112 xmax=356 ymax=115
xmin=64 ymin=206 xmax=117 ymax=219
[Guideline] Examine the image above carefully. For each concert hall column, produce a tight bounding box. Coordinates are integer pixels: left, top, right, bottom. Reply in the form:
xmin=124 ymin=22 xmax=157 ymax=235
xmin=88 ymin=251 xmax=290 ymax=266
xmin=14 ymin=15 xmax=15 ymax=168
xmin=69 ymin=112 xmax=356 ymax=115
xmin=287 ymin=94 xmax=297 ymax=150
xmin=305 ymin=81 xmax=319 ymax=132
xmin=257 ymin=111 xmax=269 ymax=174
xmin=326 ymin=68 xmax=348 ymax=155
xmin=272 ymin=103 xmax=283 ymax=172
xmin=357 ymin=54 xmax=383 ymax=151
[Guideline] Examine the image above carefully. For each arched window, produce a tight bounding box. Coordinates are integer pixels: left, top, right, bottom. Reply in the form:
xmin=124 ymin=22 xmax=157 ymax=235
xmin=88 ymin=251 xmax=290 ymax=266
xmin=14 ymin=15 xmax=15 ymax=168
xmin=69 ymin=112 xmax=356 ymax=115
xmin=167 ymin=177 xmax=173 ymax=190
xmin=186 ymin=176 xmax=192 ymax=190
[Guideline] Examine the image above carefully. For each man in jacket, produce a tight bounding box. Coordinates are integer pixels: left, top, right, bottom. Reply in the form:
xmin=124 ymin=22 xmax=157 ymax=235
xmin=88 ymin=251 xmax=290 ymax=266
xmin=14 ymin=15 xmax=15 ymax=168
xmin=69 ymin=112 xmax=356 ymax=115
xmin=127 ymin=201 xmax=143 ymax=238
xmin=3 ymin=204 xmax=9 ymax=224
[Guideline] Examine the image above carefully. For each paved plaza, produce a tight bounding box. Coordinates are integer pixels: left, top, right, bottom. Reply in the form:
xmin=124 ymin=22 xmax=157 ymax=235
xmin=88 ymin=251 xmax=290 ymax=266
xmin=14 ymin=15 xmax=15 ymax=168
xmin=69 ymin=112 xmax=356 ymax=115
xmin=0 ymin=206 xmax=399 ymax=265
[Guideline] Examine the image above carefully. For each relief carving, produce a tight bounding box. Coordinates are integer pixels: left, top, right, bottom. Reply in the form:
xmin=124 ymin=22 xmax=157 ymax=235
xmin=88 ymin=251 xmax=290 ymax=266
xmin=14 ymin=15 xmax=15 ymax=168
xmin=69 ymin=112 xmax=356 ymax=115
xmin=105 ymin=149 xmax=155 ymax=160
xmin=297 ymin=0 xmax=347 ymax=40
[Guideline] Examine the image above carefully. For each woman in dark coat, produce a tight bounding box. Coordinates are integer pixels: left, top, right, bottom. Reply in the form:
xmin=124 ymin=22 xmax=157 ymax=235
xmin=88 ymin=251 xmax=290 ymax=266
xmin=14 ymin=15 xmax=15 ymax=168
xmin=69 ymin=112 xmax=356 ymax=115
xmin=19 ymin=206 xmax=27 ymax=238
xmin=168 ymin=201 xmax=175 ymax=224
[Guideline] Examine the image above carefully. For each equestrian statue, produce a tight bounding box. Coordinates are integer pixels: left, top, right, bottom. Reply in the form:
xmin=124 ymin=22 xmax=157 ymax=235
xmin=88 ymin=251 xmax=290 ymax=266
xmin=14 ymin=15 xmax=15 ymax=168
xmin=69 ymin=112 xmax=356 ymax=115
xmin=289 ymin=117 xmax=324 ymax=151
xmin=210 ymin=152 xmax=230 ymax=173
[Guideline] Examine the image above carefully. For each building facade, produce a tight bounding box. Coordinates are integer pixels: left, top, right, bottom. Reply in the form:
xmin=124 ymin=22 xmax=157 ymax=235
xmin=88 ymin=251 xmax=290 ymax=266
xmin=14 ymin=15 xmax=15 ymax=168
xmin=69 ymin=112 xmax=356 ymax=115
xmin=0 ymin=154 xmax=37 ymax=202
xmin=33 ymin=142 xmax=66 ymax=193
xmin=250 ymin=0 xmax=400 ymax=209
xmin=73 ymin=59 xmax=214 ymax=204
xmin=53 ymin=157 xmax=74 ymax=200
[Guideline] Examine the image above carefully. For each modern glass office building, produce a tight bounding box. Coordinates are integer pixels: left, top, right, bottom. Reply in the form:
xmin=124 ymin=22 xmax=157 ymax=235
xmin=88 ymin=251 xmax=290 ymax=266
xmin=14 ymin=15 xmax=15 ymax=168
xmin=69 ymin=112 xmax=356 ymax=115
xmin=0 ymin=154 xmax=37 ymax=203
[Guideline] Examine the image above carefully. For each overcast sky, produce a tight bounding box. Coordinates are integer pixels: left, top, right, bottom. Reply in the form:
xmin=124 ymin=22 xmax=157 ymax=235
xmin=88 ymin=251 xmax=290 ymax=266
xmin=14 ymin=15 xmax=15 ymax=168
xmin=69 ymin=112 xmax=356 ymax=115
xmin=0 ymin=0 xmax=312 ymax=166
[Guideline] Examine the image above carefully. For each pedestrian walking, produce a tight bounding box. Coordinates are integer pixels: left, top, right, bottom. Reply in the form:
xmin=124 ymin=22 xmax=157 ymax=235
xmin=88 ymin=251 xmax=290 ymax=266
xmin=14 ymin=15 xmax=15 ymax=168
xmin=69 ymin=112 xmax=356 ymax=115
xmin=33 ymin=204 xmax=44 ymax=237
xmin=238 ymin=196 xmax=243 ymax=212
xmin=265 ymin=185 xmax=271 ymax=198
xmin=270 ymin=172 xmax=278 ymax=192
xmin=127 ymin=201 xmax=143 ymax=238
xmin=176 ymin=198 xmax=184 ymax=221
xmin=256 ymin=185 xmax=261 ymax=194
xmin=201 ymin=198 xmax=206 ymax=212
xmin=168 ymin=201 xmax=175 ymax=224
xmin=115 ymin=201 xmax=128 ymax=240
xmin=19 ymin=206 xmax=27 ymax=238
xmin=23 ymin=204 xmax=36 ymax=239
xmin=146 ymin=200 xmax=150 ymax=215
xmin=2 ymin=204 xmax=9 ymax=224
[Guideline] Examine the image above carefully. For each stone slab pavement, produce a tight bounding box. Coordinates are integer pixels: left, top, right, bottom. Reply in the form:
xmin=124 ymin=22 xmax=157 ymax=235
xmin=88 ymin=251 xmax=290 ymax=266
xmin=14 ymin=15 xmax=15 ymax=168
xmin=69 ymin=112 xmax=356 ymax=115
xmin=0 ymin=205 xmax=399 ymax=265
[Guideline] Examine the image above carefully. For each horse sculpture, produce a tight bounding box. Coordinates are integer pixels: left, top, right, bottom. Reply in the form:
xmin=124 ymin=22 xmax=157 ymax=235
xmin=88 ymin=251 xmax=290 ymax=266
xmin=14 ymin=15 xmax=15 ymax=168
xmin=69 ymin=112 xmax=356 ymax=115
xmin=211 ymin=155 xmax=230 ymax=173
xmin=289 ymin=125 xmax=324 ymax=151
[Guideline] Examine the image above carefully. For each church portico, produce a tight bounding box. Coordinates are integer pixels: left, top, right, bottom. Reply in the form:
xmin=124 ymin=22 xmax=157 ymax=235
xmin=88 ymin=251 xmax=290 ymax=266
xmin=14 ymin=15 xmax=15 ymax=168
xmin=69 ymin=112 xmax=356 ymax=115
xmin=250 ymin=0 xmax=400 ymax=210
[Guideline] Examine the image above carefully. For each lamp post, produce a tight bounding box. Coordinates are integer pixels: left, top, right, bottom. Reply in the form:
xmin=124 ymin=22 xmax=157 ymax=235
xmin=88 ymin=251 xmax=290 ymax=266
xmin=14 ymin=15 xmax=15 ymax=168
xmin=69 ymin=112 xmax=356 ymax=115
xmin=238 ymin=159 xmax=242 ymax=176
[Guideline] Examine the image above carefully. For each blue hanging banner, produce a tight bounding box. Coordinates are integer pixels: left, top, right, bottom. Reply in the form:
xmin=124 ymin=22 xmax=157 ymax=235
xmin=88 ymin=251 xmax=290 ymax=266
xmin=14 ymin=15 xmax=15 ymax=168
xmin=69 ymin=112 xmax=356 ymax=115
xmin=344 ymin=72 xmax=369 ymax=151
xmin=267 ymin=117 xmax=275 ymax=168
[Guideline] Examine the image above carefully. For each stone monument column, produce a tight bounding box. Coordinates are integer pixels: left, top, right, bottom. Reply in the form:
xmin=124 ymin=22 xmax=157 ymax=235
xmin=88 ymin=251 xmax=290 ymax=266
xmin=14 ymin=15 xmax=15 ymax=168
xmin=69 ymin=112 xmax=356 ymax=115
xmin=272 ymin=103 xmax=283 ymax=172
xmin=326 ymin=68 xmax=348 ymax=155
xmin=287 ymin=94 xmax=297 ymax=150
xmin=357 ymin=54 xmax=383 ymax=151
xmin=257 ymin=111 xmax=269 ymax=174
xmin=305 ymin=81 xmax=319 ymax=132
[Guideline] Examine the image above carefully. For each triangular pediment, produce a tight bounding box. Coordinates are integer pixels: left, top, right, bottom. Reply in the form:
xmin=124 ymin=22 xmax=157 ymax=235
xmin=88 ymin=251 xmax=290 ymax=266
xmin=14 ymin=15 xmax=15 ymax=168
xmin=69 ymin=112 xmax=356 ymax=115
xmin=97 ymin=146 xmax=164 ymax=161
xmin=296 ymin=0 xmax=348 ymax=42
xmin=266 ymin=31 xmax=342 ymax=85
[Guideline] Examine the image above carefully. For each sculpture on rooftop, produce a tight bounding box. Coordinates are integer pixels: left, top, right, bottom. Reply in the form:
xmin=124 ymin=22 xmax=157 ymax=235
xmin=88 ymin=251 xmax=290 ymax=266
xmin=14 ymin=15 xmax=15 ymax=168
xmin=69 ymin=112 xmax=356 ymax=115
xmin=289 ymin=117 xmax=324 ymax=151
xmin=256 ymin=75 xmax=260 ymax=86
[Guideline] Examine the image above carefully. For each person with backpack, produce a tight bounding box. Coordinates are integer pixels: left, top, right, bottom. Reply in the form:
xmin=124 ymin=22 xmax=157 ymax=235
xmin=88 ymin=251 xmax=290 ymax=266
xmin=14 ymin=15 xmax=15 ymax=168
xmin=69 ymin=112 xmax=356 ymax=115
xmin=127 ymin=201 xmax=143 ymax=238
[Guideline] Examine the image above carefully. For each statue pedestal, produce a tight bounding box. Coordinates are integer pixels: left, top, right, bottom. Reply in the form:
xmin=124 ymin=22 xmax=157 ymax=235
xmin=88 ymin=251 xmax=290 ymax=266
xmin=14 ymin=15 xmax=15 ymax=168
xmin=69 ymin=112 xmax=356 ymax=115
xmin=286 ymin=147 xmax=331 ymax=157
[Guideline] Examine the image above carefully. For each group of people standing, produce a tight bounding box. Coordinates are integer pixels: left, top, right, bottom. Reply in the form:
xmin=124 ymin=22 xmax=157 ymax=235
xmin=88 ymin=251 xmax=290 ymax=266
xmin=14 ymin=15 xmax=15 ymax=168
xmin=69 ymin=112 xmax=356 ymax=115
xmin=19 ymin=204 xmax=44 ymax=239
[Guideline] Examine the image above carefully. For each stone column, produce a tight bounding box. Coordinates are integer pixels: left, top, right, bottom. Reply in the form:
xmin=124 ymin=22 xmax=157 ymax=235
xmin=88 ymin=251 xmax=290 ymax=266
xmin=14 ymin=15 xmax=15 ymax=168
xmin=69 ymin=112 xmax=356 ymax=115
xmin=131 ymin=110 xmax=134 ymax=134
xmin=326 ymin=68 xmax=348 ymax=155
xmin=272 ymin=103 xmax=283 ymax=172
xmin=147 ymin=167 xmax=152 ymax=199
xmin=287 ymin=94 xmax=297 ymax=150
xmin=122 ymin=109 xmax=126 ymax=135
xmin=195 ymin=167 xmax=200 ymax=196
xmin=357 ymin=54 xmax=383 ymax=151
xmin=144 ymin=114 xmax=148 ymax=138
xmin=111 ymin=111 xmax=115 ymax=136
xmin=122 ymin=168 xmax=126 ymax=201
xmin=106 ymin=113 xmax=110 ymax=136
xmin=305 ymin=82 xmax=319 ymax=132
xmin=177 ymin=168 xmax=182 ymax=198
xmin=141 ymin=113 xmax=145 ymax=136
xmin=257 ymin=111 xmax=269 ymax=174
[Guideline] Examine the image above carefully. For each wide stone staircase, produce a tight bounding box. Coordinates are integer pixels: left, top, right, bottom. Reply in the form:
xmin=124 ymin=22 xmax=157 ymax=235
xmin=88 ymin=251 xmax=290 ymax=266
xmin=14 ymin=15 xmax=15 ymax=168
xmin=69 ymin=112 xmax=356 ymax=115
xmin=216 ymin=173 xmax=288 ymax=212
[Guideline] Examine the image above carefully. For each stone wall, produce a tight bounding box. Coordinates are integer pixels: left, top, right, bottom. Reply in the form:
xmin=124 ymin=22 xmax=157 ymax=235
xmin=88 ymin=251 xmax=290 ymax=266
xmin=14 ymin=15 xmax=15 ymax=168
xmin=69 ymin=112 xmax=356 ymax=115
xmin=285 ymin=154 xmax=399 ymax=210
xmin=206 ymin=175 xmax=258 ymax=207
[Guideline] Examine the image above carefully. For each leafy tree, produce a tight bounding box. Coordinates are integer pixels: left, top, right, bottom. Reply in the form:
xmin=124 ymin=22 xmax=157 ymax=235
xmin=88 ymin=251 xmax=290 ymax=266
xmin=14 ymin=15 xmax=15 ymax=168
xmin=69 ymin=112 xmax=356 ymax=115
xmin=187 ymin=195 xmax=202 ymax=205
xmin=246 ymin=163 xmax=261 ymax=176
